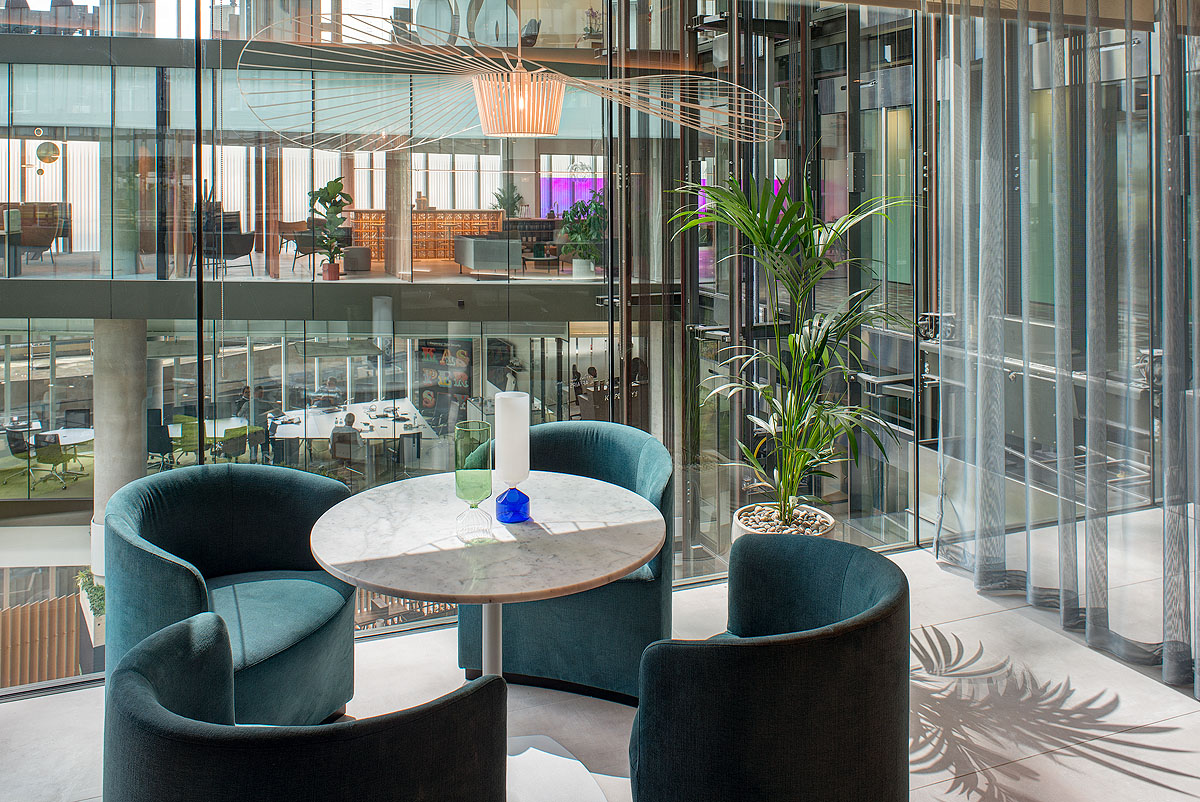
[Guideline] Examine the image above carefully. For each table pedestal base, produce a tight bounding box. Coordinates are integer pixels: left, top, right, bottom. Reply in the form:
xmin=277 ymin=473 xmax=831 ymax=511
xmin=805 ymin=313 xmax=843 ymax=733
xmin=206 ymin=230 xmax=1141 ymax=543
xmin=483 ymin=602 xmax=502 ymax=676
xmin=507 ymin=736 xmax=608 ymax=802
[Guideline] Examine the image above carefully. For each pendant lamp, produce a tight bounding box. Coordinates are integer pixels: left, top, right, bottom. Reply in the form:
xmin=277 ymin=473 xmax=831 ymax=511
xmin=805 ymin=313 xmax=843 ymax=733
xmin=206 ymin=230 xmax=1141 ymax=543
xmin=471 ymin=66 xmax=564 ymax=137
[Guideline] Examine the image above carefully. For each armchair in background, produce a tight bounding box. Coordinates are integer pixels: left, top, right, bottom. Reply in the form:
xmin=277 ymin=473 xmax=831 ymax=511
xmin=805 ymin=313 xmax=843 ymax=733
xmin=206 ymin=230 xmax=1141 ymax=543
xmin=459 ymin=421 xmax=672 ymax=700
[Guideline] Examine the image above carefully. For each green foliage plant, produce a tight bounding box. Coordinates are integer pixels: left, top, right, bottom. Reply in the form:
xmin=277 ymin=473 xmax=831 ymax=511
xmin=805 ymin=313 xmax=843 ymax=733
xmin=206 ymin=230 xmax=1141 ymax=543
xmin=491 ymin=183 xmax=525 ymax=217
xmin=308 ymin=177 xmax=354 ymax=266
xmin=560 ymin=191 xmax=607 ymax=264
xmin=671 ymin=169 xmax=908 ymax=527
xmin=77 ymin=567 xmax=105 ymax=616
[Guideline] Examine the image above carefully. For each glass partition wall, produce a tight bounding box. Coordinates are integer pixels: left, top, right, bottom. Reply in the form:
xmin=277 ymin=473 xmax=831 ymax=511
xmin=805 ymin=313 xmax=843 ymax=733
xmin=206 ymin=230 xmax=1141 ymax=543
xmin=6 ymin=0 xmax=1200 ymax=701
xmin=0 ymin=0 xmax=683 ymax=694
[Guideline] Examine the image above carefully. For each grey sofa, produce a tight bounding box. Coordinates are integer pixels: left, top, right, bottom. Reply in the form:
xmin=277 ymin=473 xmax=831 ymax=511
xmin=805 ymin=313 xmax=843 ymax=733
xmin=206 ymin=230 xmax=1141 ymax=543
xmin=454 ymin=235 xmax=523 ymax=275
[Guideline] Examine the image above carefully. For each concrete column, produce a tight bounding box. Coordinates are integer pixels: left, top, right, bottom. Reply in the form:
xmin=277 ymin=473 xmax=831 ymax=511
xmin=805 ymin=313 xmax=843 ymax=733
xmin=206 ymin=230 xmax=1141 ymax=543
xmin=147 ymin=358 xmax=165 ymax=411
xmin=91 ymin=319 xmax=148 ymax=580
xmin=384 ymin=150 xmax=412 ymax=278
xmin=47 ymin=336 xmax=57 ymax=424
xmin=373 ymin=296 xmax=392 ymax=401
xmin=246 ymin=337 xmax=254 ymax=419
xmin=100 ymin=132 xmax=140 ymax=277
xmin=3 ymin=335 xmax=10 ymax=419
xmin=280 ymin=335 xmax=289 ymax=406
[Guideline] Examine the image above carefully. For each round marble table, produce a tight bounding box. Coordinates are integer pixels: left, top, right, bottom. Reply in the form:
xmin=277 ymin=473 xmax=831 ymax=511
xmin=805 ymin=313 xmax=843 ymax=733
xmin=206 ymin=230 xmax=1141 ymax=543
xmin=310 ymin=469 xmax=666 ymax=677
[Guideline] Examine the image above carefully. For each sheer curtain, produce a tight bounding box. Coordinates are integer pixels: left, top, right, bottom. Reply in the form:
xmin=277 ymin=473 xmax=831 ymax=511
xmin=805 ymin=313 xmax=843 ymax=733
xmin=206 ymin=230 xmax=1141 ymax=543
xmin=933 ymin=0 xmax=1200 ymax=693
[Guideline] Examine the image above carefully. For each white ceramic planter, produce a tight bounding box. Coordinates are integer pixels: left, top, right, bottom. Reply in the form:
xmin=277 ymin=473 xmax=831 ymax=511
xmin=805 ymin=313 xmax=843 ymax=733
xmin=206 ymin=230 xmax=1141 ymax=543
xmin=572 ymin=258 xmax=595 ymax=277
xmin=731 ymin=502 xmax=835 ymax=541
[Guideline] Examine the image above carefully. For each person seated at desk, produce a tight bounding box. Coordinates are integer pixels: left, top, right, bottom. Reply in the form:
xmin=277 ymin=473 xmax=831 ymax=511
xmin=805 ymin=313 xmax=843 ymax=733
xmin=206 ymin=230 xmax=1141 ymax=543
xmin=252 ymin=385 xmax=282 ymax=464
xmin=314 ymin=376 xmax=345 ymax=407
xmin=329 ymin=412 xmax=363 ymax=449
xmin=329 ymin=412 xmax=366 ymax=481
xmin=233 ymin=386 xmax=251 ymax=418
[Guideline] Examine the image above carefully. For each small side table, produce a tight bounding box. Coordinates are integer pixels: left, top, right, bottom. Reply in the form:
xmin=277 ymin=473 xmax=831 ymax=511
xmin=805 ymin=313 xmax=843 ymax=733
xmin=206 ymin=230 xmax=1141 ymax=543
xmin=343 ymin=246 xmax=372 ymax=273
xmin=522 ymin=254 xmax=561 ymax=274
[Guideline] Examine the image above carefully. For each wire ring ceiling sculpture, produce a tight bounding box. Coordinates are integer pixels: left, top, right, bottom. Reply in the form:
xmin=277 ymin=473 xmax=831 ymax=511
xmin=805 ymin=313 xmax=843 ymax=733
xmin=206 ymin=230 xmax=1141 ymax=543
xmin=237 ymin=14 xmax=784 ymax=152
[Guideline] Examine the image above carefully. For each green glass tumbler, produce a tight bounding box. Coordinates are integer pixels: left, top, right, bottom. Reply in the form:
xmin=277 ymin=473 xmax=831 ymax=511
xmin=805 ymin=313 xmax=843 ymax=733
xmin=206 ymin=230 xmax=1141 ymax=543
xmin=454 ymin=420 xmax=493 ymax=544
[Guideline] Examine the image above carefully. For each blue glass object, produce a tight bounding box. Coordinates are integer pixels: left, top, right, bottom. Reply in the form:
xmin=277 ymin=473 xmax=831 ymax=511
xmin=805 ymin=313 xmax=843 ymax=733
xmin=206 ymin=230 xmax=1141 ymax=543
xmin=496 ymin=487 xmax=530 ymax=523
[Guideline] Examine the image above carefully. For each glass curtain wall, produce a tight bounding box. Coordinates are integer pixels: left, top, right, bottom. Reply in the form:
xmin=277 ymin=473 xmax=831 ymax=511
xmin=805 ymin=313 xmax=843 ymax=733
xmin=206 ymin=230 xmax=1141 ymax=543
xmin=0 ymin=0 xmax=667 ymax=694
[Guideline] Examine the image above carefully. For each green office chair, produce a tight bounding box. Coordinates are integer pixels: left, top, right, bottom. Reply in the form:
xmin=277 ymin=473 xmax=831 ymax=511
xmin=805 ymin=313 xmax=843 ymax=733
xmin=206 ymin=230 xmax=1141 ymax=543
xmin=1 ymin=429 xmax=35 ymax=485
xmin=33 ymin=433 xmax=76 ymax=489
xmin=211 ymin=427 xmax=248 ymax=462
xmin=174 ymin=420 xmax=204 ymax=465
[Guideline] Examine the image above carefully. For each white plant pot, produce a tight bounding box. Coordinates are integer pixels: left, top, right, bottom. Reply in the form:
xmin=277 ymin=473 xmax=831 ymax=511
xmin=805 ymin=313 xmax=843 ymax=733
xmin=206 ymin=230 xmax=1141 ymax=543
xmin=572 ymin=258 xmax=595 ymax=277
xmin=731 ymin=502 xmax=835 ymax=541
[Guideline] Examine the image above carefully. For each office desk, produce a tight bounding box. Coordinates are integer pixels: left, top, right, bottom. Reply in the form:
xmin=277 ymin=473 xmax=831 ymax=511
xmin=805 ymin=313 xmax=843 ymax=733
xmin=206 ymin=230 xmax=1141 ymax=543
xmin=272 ymin=399 xmax=432 ymax=441
xmin=272 ymin=399 xmax=431 ymax=477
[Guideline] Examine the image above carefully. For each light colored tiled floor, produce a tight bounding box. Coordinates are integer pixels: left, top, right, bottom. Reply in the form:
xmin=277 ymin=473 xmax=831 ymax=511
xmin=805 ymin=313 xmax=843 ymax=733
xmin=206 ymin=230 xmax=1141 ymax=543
xmin=3 ymin=546 xmax=1199 ymax=802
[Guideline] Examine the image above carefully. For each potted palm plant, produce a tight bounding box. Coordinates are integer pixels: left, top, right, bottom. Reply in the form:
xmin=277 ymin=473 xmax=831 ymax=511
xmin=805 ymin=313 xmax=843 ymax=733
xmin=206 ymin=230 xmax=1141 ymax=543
xmin=491 ymin=183 xmax=525 ymax=218
xmin=672 ymin=170 xmax=906 ymax=539
xmin=309 ymin=177 xmax=353 ymax=281
xmin=560 ymin=191 xmax=606 ymax=276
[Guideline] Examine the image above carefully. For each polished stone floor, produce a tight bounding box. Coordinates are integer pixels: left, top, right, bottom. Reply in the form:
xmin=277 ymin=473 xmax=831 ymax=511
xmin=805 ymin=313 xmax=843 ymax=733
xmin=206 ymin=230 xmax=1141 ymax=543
xmin=3 ymin=545 xmax=1199 ymax=802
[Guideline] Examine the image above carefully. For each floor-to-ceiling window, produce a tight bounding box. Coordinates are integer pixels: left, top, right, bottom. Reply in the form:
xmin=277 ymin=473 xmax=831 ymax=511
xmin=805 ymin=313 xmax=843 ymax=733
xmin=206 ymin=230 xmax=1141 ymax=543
xmin=0 ymin=0 xmax=663 ymax=694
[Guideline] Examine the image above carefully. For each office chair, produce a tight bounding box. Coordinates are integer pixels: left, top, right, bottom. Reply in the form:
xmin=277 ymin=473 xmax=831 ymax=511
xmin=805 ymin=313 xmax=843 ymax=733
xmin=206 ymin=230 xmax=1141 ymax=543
xmin=63 ymin=408 xmax=92 ymax=428
xmin=329 ymin=431 xmax=365 ymax=485
xmin=147 ymin=412 xmax=174 ymax=472
xmin=33 ymin=433 xmax=76 ymax=488
xmin=0 ymin=429 xmax=34 ymax=485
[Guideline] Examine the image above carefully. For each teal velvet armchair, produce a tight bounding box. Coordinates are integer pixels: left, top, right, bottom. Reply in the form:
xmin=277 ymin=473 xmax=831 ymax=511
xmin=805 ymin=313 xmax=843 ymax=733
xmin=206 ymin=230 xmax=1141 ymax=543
xmin=458 ymin=421 xmax=673 ymax=701
xmin=630 ymin=534 xmax=910 ymax=802
xmin=105 ymin=613 xmax=508 ymax=802
xmin=104 ymin=463 xmax=354 ymax=725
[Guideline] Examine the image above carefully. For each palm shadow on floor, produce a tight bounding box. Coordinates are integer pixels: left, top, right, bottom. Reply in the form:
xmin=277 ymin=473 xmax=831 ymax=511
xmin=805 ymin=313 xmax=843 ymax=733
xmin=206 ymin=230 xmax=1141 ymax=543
xmin=910 ymin=625 xmax=1197 ymax=802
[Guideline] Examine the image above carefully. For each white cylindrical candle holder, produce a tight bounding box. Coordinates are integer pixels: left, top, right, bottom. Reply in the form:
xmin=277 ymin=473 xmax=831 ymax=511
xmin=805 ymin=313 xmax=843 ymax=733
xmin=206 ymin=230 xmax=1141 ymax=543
xmin=494 ymin=391 xmax=530 ymax=487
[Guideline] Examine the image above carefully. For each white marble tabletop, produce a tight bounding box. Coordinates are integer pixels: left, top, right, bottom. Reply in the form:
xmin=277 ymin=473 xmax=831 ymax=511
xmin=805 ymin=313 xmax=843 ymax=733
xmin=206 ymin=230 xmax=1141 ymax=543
xmin=310 ymin=470 xmax=666 ymax=605
xmin=40 ymin=427 xmax=94 ymax=446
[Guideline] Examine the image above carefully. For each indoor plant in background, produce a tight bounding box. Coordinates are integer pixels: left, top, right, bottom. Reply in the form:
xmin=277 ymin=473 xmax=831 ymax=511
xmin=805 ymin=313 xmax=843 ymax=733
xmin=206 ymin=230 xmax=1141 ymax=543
xmin=580 ymin=6 xmax=603 ymax=43
xmin=77 ymin=567 xmax=105 ymax=659
xmin=672 ymin=170 xmax=907 ymax=539
xmin=491 ymin=182 xmax=525 ymax=218
xmin=309 ymin=177 xmax=353 ymax=281
xmin=560 ymin=191 xmax=606 ymax=277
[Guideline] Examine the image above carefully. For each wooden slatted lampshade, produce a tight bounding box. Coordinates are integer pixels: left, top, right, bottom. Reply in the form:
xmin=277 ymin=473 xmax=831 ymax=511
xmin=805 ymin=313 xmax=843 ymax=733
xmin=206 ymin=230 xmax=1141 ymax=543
xmin=471 ymin=67 xmax=564 ymax=137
